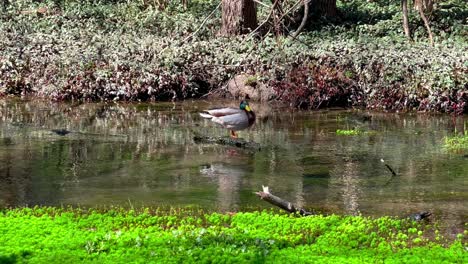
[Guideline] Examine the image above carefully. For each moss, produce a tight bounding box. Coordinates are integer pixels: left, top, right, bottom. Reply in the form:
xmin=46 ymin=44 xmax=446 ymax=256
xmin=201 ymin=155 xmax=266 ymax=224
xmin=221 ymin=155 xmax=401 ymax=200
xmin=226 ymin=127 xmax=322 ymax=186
xmin=244 ymin=75 xmax=258 ymax=87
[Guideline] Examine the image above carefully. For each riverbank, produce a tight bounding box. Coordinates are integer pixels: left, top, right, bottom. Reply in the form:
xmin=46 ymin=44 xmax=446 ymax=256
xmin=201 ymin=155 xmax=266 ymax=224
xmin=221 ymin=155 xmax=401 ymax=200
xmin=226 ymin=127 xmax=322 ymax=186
xmin=0 ymin=207 xmax=466 ymax=263
xmin=0 ymin=0 xmax=466 ymax=114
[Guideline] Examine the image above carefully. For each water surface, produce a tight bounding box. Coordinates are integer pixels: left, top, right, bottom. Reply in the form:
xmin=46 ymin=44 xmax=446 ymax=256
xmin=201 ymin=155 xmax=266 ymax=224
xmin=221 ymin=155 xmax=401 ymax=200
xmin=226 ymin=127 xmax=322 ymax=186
xmin=0 ymin=99 xmax=466 ymax=233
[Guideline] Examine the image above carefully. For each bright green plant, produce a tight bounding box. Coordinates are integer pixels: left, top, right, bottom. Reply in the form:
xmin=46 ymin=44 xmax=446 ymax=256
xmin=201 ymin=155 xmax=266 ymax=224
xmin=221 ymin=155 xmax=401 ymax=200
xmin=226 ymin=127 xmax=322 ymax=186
xmin=444 ymin=131 xmax=468 ymax=151
xmin=0 ymin=207 xmax=466 ymax=263
xmin=336 ymin=129 xmax=363 ymax=136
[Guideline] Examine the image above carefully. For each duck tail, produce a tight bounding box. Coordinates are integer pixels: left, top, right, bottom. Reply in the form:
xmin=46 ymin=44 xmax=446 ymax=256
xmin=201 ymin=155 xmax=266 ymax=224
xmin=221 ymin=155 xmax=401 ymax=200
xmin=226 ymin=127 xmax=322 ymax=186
xmin=199 ymin=113 xmax=213 ymax=119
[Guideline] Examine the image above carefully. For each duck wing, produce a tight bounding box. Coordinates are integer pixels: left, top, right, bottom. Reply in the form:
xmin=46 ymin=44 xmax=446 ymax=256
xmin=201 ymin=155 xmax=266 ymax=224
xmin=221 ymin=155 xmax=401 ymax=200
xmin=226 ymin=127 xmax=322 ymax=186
xmin=203 ymin=107 xmax=241 ymax=117
xmin=216 ymin=111 xmax=249 ymax=130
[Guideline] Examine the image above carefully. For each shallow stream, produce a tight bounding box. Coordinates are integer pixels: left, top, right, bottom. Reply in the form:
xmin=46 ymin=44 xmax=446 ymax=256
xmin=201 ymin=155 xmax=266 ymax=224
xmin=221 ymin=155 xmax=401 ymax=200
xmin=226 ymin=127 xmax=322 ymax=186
xmin=0 ymin=99 xmax=466 ymax=234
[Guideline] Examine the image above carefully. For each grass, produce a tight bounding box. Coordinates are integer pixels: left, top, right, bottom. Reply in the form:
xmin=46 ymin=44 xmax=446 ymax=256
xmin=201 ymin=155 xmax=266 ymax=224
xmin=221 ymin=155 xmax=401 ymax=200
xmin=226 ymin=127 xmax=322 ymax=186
xmin=0 ymin=207 xmax=466 ymax=263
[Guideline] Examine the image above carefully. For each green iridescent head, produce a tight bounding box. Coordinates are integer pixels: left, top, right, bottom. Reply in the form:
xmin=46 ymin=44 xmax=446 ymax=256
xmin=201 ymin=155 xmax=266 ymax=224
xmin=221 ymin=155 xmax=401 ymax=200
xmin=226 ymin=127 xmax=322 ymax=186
xmin=239 ymin=100 xmax=252 ymax=112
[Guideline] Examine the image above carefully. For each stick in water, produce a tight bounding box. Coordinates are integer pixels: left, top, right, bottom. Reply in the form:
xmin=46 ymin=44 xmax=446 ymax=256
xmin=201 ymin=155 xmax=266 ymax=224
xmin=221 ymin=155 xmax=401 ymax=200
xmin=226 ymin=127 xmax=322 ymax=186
xmin=381 ymin=159 xmax=397 ymax=176
xmin=255 ymin=186 xmax=313 ymax=216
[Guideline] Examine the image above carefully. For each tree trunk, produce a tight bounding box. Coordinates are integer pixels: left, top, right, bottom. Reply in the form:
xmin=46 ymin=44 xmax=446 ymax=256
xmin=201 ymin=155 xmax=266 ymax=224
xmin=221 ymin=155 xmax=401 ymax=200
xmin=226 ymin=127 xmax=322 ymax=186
xmin=401 ymin=0 xmax=411 ymax=39
xmin=309 ymin=0 xmax=337 ymax=18
xmin=415 ymin=0 xmax=434 ymax=46
xmin=221 ymin=0 xmax=257 ymax=36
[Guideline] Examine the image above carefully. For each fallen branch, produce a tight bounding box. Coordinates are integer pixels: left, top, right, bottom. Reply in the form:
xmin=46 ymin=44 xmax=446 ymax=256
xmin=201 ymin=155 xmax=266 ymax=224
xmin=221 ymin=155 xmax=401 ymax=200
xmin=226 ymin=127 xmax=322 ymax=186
xmin=380 ymin=159 xmax=397 ymax=176
xmin=193 ymin=134 xmax=261 ymax=151
xmin=255 ymin=186 xmax=313 ymax=216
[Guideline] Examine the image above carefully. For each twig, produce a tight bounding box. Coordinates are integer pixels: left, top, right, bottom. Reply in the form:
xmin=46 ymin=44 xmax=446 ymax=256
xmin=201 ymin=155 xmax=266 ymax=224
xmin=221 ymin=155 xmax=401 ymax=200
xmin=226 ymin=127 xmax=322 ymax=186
xmin=158 ymin=2 xmax=221 ymax=55
xmin=417 ymin=4 xmax=434 ymax=46
xmin=278 ymin=0 xmax=304 ymax=22
xmin=127 ymin=198 xmax=134 ymax=210
xmin=291 ymin=0 xmax=309 ymax=39
xmin=243 ymin=0 xmax=281 ymax=43
xmin=253 ymin=0 xmax=271 ymax=8
xmin=180 ymin=2 xmax=221 ymax=43
xmin=190 ymin=63 xmax=255 ymax=69
xmin=381 ymin=159 xmax=397 ymax=176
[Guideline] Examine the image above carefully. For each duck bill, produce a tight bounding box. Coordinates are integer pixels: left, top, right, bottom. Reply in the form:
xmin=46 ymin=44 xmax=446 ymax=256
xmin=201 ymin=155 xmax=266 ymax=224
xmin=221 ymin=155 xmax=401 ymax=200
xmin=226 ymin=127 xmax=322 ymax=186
xmin=245 ymin=105 xmax=252 ymax=112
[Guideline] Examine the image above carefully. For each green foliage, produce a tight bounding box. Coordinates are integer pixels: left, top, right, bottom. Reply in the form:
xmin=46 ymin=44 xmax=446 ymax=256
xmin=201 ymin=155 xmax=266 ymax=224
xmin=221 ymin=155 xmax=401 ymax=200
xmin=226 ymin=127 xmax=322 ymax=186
xmin=244 ymin=75 xmax=259 ymax=87
xmin=0 ymin=207 xmax=466 ymax=263
xmin=336 ymin=129 xmax=363 ymax=136
xmin=0 ymin=0 xmax=466 ymax=113
xmin=444 ymin=131 xmax=468 ymax=151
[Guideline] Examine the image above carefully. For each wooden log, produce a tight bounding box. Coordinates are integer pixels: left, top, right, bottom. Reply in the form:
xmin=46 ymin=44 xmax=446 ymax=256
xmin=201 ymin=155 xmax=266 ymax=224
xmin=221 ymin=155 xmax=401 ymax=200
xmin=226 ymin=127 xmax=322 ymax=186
xmin=193 ymin=134 xmax=261 ymax=151
xmin=255 ymin=186 xmax=313 ymax=216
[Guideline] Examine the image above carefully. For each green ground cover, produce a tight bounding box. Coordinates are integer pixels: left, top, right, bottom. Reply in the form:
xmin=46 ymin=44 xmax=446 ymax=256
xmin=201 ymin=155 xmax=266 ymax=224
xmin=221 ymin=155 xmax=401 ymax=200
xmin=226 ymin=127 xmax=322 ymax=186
xmin=0 ymin=207 xmax=466 ymax=263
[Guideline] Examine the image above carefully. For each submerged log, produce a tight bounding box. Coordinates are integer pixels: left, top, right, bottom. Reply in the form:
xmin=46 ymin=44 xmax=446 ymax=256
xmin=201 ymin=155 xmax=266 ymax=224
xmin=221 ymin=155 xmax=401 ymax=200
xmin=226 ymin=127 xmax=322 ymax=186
xmin=50 ymin=128 xmax=126 ymax=138
xmin=51 ymin=129 xmax=72 ymax=136
xmin=193 ymin=134 xmax=261 ymax=151
xmin=255 ymin=186 xmax=313 ymax=216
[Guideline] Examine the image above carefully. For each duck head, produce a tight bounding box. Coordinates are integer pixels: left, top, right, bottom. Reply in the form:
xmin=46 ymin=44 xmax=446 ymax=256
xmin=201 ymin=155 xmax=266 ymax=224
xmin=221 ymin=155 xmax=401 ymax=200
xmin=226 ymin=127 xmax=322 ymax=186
xmin=239 ymin=100 xmax=252 ymax=112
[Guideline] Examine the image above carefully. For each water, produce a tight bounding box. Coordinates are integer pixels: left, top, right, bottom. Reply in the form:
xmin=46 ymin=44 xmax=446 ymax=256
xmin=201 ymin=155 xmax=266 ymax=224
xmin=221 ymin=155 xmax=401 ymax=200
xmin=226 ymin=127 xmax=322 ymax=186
xmin=0 ymin=99 xmax=466 ymax=232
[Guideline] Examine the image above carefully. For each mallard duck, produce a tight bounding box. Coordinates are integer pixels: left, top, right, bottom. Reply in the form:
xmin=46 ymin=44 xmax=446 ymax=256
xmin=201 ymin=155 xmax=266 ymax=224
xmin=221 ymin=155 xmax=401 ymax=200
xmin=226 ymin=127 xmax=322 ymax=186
xmin=199 ymin=100 xmax=256 ymax=138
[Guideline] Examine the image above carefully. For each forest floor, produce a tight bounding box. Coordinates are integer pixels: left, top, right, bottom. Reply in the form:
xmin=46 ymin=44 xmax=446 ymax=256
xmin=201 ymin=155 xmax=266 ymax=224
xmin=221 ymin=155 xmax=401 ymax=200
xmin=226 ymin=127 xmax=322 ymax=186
xmin=0 ymin=0 xmax=466 ymax=114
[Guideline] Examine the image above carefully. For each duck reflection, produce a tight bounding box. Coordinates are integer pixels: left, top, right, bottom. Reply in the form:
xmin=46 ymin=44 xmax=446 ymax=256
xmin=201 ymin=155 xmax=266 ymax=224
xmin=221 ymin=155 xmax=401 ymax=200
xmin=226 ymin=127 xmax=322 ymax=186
xmin=200 ymin=163 xmax=244 ymax=211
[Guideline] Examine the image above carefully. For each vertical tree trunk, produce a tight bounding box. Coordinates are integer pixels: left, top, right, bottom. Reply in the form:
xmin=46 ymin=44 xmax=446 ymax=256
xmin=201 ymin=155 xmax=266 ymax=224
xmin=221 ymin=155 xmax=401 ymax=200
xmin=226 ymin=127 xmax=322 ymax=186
xmin=310 ymin=0 xmax=337 ymax=18
xmin=221 ymin=0 xmax=257 ymax=36
xmin=401 ymin=0 xmax=411 ymax=39
xmin=415 ymin=0 xmax=434 ymax=46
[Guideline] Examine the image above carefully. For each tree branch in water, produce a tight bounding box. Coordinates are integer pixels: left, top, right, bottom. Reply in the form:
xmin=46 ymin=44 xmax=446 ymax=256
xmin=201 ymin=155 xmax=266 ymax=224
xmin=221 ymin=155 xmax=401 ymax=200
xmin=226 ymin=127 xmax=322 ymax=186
xmin=255 ymin=185 xmax=313 ymax=216
xmin=193 ymin=133 xmax=261 ymax=151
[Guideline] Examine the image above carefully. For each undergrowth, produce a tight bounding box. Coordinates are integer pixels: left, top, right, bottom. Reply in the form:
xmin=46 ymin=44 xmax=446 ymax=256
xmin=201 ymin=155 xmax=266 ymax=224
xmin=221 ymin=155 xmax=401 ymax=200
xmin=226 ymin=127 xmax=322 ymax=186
xmin=0 ymin=207 xmax=466 ymax=263
xmin=0 ymin=0 xmax=466 ymax=114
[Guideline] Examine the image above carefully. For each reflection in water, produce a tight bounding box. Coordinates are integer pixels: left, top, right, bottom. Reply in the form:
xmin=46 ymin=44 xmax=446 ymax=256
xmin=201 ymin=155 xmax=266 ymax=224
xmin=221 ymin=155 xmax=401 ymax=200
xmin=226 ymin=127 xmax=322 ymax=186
xmin=327 ymin=156 xmax=363 ymax=216
xmin=200 ymin=163 xmax=243 ymax=211
xmin=0 ymin=99 xmax=467 ymax=233
xmin=340 ymin=161 xmax=361 ymax=215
